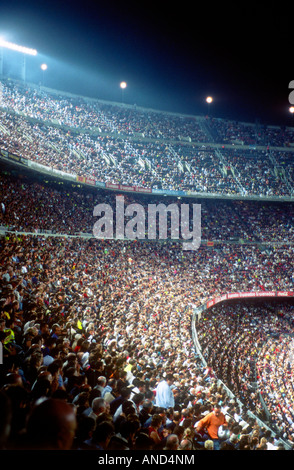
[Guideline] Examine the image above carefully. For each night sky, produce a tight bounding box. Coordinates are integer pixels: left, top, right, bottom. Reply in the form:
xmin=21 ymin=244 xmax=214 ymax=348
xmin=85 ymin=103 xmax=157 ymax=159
xmin=0 ymin=0 xmax=292 ymax=126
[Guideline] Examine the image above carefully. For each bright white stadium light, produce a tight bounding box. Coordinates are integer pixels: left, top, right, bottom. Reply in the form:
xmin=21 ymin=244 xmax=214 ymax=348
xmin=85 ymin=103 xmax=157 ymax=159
xmin=0 ymin=38 xmax=37 ymax=56
xmin=206 ymin=96 xmax=213 ymax=104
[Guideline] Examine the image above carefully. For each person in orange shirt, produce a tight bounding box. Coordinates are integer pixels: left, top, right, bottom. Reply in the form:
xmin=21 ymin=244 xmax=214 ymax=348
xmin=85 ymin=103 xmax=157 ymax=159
xmin=195 ymin=405 xmax=228 ymax=450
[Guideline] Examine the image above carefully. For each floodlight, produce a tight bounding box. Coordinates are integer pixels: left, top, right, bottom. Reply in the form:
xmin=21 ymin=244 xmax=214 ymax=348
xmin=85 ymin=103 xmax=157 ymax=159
xmin=0 ymin=38 xmax=37 ymax=56
xmin=41 ymin=63 xmax=48 ymax=71
xmin=120 ymin=81 xmax=127 ymax=103
xmin=206 ymin=96 xmax=213 ymax=104
xmin=289 ymin=106 xmax=294 ymax=114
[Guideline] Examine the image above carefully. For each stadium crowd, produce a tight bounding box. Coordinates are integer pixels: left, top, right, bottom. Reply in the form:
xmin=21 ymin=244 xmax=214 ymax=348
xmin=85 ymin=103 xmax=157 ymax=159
xmin=0 ymin=78 xmax=293 ymax=196
xmin=0 ymin=78 xmax=294 ymax=452
xmin=1 ymin=172 xmax=294 ymax=245
xmin=207 ymin=116 xmax=294 ymax=147
xmin=0 ymin=171 xmax=293 ymax=450
xmin=197 ymin=302 xmax=294 ymax=439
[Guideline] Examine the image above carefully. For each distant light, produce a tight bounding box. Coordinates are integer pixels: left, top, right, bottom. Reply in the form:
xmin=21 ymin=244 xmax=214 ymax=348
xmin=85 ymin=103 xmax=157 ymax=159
xmin=40 ymin=63 xmax=47 ymax=71
xmin=206 ymin=96 xmax=213 ymax=104
xmin=0 ymin=38 xmax=37 ymax=56
xmin=289 ymin=106 xmax=294 ymax=114
xmin=120 ymin=81 xmax=127 ymax=89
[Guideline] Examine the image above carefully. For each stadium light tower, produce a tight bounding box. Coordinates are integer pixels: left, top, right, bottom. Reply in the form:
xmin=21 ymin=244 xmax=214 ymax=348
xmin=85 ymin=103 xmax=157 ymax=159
xmin=40 ymin=63 xmax=47 ymax=86
xmin=289 ymin=107 xmax=294 ymax=128
xmin=206 ymin=96 xmax=213 ymax=116
xmin=120 ymin=81 xmax=127 ymax=103
xmin=0 ymin=38 xmax=37 ymax=82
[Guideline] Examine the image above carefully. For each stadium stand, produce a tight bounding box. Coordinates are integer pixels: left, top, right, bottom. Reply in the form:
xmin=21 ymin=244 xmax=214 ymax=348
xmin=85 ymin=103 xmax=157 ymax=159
xmin=0 ymin=77 xmax=294 ymax=451
xmin=1 ymin=78 xmax=294 ymax=197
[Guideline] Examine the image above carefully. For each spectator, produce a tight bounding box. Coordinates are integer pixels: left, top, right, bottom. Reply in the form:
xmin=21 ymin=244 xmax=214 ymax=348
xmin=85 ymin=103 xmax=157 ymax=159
xmin=163 ymin=433 xmax=179 ymax=450
xmin=108 ymin=419 xmax=139 ymax=450
xmin=196 ymin=405 xmax=228 ymax=450
xmin=110 ymin=386 xmax=132 ymax=417
xmin=155 ymin=373 xmax=175 ymax=409
xmin=148 ymin=414 xmax=163 ymax=447
xmin=139 ymin=399 xmax=154 ymax=427
xmin=179 ymin=438 xmax=193 ymax=450
xmin=84 ymin=419 xmax=115 ymax=450
xmin=102 ymin=377 xmax=117 ymax=398
xmin=93 ymin=375 xmax=107 ymax=395
xmin=204 ymin=439 xmax=214 ymax=450
xmin=88 ymin=397 xmax=108 ymax=428
xmin=23 ymin=398 xmax=77 ymax=450
xmin=0 ymin=168 xmax=294 ymax=451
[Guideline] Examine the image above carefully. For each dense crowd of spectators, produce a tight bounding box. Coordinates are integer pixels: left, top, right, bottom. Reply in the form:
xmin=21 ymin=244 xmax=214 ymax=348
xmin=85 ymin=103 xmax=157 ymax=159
xmin=1 ymin=172 xmax=294 ymax=245
xmin=0 ymin=79 xmax=208 ymax=140
xmin=0 ymin=169 xmax=294 ymax=450
xmin=219 ymin=148 xmax=292 ymax=197
xmin=197 ymin=302 xmax=294 ymax=440
xmin=1 ymin=78 xmax=294 ymax=451
xmin=0 ymin=78 xmax=293 ymax=196
xmin=206 ymin=116 xmax=294 ymax=147
xmin=0 ymin=229 xmax=293 ymax=451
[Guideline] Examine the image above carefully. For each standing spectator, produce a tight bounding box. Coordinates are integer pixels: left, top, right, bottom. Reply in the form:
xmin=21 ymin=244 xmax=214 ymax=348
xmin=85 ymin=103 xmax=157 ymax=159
xmin=155 ymin=373 xmax=175 ymax=409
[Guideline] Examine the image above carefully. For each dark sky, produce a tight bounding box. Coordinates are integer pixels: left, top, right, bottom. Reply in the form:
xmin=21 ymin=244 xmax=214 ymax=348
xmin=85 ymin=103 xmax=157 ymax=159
xmin=0 ymin=0 xmax=293 ymax=126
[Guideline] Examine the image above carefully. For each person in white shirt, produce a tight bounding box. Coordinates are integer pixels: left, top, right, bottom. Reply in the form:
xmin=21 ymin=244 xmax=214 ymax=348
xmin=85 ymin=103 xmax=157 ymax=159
xmin=155 ymin=373 xmax=175 ymax=409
